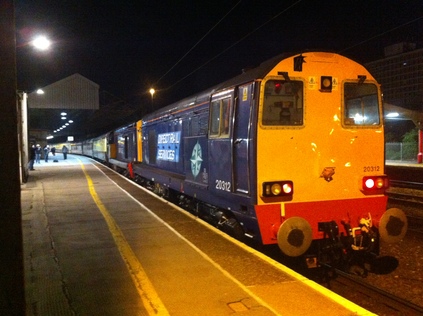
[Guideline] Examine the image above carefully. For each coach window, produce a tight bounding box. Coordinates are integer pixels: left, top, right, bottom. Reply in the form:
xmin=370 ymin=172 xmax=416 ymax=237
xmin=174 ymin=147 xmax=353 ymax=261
xmin=210 ymin=96 xmax=232 ymax=137
xmin=343 ymin=83 xmax=380 ymax=126
xmin=262 ymin=80 xmax=303 ymax=126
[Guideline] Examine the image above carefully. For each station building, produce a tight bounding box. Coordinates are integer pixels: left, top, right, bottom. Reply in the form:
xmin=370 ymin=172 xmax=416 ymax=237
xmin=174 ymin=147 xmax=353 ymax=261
xmin=366 ymin=42 xmax=423 ymax=112
xmin=366 ymin=43 xmax=423 ymax=162
xmin=26 ymin=73 xmax=139 ymax=146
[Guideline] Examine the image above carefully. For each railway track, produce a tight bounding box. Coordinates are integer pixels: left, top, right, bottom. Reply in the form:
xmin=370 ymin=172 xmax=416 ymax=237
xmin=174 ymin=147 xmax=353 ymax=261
xmin=389 ymin=180 xmax=423 ymax=191
xmin=387 ymin=180 xmax=423 ymax=234
xmin=326 ymin=269 xmax=423 ymax=315
xmin=386 ymin=191 xmax=423 ymax=204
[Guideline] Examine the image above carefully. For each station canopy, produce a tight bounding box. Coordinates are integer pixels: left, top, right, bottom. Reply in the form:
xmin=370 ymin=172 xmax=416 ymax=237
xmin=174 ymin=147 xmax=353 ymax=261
xmin=28 ymin=74 xmax=140 ymax=141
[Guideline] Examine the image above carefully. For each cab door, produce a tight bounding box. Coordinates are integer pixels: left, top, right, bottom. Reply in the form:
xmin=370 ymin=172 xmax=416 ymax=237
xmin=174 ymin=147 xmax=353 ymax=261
xmin=233 ymin=84 xmax=253 ymax=194
xmin=208 ymin=90 xmax=233 ymax=194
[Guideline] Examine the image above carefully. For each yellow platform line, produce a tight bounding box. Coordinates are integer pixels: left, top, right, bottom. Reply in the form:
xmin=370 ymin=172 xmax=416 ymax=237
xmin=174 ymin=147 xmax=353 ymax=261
xmin=79 ymin=160 xmax=169 ymax=315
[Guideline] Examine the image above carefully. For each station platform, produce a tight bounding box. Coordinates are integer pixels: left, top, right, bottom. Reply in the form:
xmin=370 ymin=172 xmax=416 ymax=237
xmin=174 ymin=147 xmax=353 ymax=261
xmin=386 ymin=160 xmax=423 ymax=167
xmin=21 ymin=154 xmax=375 ymax=316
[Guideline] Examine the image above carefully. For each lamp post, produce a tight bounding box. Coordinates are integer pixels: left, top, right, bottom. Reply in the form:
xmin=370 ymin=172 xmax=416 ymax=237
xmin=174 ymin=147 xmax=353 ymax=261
xmin=17 ymin=36 xmax=51 ymax=183
xmin=17 ymin=91 xmax=29 ymax=183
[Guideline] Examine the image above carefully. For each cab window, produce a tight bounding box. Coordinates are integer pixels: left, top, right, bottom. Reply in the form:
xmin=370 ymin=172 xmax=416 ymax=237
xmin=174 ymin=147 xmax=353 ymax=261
xmin=262 ymin=80 xmax=303 ymax=126
xmin=344 ymin=83 xmax=380 ymax=126
xmin=209 ymin=97 xmax=232 ymax=137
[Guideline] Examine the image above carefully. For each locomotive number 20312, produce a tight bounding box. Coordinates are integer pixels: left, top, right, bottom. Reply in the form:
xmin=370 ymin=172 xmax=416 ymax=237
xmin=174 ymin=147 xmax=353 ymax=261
xmin=216 ymin=179 xmax=231 ymax=192
xmin=363 ymin=166 xmax=381 ymax=172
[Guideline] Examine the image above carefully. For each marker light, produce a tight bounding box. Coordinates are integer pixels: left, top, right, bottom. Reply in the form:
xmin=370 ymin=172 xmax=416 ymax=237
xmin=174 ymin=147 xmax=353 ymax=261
xmin=362 ymin=176 xmax=389 ymax=193
xmin=271 ymin=183 xmax=281 ymax=195
xmin=274 ymin=82 xmax=282 ymax=94
xmin=283 ymin=183 xmax=293 ymax=194
xmin=320 ymin=76 xmax=332 ymax=92
xmin=365 ymin=178 xmax=375 ymax=189
xmin=262 ymin=181 xmax=294 ymax=200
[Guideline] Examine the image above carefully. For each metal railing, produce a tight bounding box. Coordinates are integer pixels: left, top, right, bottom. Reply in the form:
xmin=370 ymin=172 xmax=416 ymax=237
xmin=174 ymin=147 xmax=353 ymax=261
xmin=386 ymin=142 xmax=418 ymax=161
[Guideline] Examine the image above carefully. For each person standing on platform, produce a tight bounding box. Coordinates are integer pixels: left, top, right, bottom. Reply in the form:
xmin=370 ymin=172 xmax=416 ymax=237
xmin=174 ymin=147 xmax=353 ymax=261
xmin=44 ymin=145 xmax=50 ymax=162
xmin=28 ymin=144 xmax=36 ymax=170
xmin=51 ymin=146 xmax=56 ymax=156
xmin=62 ymin=145 xmax=68 ymax=160
xmin=35 ymin=144 xmax=41 ymax=164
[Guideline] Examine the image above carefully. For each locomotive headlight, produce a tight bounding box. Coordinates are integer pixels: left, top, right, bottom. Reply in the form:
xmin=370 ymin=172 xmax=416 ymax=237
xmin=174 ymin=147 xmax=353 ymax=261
xmin=365 ymin=178 xmax=375 ymax=189
xmin=283 ymin=183 xmax=293 ymax=194
xmin=262 ymin=181 xmax=294 ymax=200
xmin=271 ymin=183 xmax=281 ymax=195
xmin=362 ymin=176 xmax=389 ymax=193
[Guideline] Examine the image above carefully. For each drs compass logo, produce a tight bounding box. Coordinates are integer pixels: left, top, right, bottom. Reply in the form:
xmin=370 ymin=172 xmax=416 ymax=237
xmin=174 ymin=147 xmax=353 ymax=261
xmin=190 ymin=141 xmax=203 ymax=178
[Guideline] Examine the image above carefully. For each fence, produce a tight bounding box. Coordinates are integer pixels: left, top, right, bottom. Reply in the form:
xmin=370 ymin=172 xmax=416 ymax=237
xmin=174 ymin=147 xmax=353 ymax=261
xmin=386 ymin=142 xmax=418 ymax=161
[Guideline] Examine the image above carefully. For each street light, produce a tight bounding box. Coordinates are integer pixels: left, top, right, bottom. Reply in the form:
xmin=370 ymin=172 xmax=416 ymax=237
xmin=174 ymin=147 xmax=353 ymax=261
xmin=17 ymin=35 xmax=52 ymax=183
xmin=32 ymin=35 xmax=51 ymax=51
xmin=149 ymin=88 xmax=155 ymax=112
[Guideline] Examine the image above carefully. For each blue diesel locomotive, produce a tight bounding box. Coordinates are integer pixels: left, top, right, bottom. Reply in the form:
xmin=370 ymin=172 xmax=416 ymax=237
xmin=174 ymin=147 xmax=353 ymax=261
xmin=73 ymin=52 xmax=408 ymax=273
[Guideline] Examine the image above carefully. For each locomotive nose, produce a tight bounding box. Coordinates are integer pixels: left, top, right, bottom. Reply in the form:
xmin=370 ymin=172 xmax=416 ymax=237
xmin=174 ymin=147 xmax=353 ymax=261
xmin=378 ymin=208 xmax=408 ymax=243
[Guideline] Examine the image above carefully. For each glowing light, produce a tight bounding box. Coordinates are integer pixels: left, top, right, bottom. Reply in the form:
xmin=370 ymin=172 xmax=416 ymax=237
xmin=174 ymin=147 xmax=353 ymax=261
xmin=365 ymin=179 xmax=375 ymax=189
xmin=32 ymin=36 xmax=51 ymax=50
xmin=386 ymin=112 xmax=399 ymax=118
xmin=36 ymin=89 xmax=44 ymax=94
xmin=282 ymin=183 xmax=292 ymax=194
xmin=271 ymin=183 xmax=281 ymax=195
xmin=353 ymin=113 xmax=367 ymax=123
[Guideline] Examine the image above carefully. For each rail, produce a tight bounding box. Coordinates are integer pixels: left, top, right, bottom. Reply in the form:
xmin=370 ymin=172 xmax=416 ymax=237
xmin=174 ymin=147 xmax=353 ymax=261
xmin=328 ymin=269 xmax=423 ymax=315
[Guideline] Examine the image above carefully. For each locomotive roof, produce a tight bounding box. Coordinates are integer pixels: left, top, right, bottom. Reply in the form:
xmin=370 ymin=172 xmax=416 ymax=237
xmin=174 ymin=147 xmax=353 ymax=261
xmin=142 ymin=52 xmax=295 ymax=123
xmin=214 ymin=52 xmax=293 ymax=90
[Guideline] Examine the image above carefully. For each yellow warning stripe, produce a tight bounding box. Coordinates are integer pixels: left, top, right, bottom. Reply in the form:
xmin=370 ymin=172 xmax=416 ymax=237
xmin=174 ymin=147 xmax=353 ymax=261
xmin=79 ymin=160 xmax=169 ymax=315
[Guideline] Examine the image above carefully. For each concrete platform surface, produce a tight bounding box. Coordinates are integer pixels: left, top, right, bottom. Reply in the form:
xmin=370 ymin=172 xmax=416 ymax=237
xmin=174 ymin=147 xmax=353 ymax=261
xmin=21 ymin=154 xmax=375 ymax=315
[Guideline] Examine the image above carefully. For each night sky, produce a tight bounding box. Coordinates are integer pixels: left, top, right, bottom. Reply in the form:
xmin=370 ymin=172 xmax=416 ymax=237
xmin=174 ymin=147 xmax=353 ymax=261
xmin=15 ymin=1 xmax=423 ymax=110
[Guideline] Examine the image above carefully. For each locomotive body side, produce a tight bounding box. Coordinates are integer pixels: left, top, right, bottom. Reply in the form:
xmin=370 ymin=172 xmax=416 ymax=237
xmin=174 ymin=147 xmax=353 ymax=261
xmin=139 ymin=86 xmax=260 ymax=236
